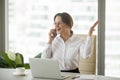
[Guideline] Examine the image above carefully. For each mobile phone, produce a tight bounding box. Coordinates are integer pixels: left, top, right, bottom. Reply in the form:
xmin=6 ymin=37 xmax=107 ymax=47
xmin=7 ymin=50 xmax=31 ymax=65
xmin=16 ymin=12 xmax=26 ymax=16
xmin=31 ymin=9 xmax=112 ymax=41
xmin=53 ymin=31 xmax=57 ymax=37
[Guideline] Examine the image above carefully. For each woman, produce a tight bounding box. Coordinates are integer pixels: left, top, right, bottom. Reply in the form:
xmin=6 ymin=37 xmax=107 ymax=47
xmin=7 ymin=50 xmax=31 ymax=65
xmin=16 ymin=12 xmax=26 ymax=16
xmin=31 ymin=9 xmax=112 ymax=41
xmin=41 ymin=12 xmax=99 ymax=73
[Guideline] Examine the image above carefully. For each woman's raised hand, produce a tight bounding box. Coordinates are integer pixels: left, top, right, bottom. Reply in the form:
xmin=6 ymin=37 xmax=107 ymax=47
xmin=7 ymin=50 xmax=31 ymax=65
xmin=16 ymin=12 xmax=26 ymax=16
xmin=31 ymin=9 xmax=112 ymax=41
xmin=88 ymin=20 xmax=99 ymax=36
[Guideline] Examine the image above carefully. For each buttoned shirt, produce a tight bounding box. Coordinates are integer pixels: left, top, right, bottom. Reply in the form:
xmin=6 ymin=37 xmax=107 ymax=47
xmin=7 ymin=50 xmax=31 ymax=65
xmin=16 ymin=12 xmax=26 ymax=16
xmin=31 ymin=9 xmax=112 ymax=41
xmin=41 ymin=34 xmax=92 ymax=70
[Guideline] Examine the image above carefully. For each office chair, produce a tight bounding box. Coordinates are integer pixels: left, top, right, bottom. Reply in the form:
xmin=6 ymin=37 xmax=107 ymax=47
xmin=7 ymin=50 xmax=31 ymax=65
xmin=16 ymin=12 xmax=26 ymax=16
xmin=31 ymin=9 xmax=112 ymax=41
xmin=78 ymin=34 xmax=96 ymax=74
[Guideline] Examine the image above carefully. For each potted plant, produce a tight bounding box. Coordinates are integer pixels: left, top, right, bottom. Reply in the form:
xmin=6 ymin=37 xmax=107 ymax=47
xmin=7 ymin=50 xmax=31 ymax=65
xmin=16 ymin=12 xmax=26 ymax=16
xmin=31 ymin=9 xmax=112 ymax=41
xmin=0 ymin=51 xmax=30 ymax=69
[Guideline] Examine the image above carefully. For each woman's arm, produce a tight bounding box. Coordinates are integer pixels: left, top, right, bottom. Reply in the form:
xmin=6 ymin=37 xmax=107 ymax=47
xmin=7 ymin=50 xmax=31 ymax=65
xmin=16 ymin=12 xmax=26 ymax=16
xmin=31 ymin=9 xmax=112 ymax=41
xmin=80 ymin=36 xmax=92 ymax=59
xmin=41 ymin=44 xmax=52 ymax=59
xmin=41 ymin=28 xmax=56 ymax=58
xmin=80 ymin=20 xmax=99 ymax=58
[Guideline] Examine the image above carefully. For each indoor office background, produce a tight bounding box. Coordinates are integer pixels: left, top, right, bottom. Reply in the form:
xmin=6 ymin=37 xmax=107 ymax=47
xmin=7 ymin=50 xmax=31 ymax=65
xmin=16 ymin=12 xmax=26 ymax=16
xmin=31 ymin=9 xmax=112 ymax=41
xmin=0 ymin=0 xmax=120 ymax=78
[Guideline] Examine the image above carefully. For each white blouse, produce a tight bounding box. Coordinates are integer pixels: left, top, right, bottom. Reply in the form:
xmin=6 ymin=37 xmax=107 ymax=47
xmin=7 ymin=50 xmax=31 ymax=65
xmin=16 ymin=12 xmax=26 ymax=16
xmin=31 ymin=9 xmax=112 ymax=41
xmin=41 ymin=34 xmax=92 ymax=70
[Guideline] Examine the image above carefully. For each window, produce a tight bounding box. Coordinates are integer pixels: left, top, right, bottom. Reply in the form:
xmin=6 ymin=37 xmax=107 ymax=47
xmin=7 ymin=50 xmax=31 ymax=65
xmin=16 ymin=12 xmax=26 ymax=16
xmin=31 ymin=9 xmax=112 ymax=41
xmin=105 ymin=0 xmax=120 ymax=77
xmin=7 ymin=0 xmax=98 ymax=63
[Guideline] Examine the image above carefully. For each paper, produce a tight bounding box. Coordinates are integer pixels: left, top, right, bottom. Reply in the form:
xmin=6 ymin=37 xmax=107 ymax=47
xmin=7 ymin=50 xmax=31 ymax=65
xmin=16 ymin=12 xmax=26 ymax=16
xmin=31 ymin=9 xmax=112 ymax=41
xmin=74 ymin=75 xmax=96 ymax=80
xmin=75 ymin=79 xmax=94 ymax=80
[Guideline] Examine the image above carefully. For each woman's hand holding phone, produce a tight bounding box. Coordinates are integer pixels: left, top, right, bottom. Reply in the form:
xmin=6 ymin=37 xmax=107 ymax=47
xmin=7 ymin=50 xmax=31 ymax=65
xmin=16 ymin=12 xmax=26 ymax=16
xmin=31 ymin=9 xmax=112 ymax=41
xmin=48 ymin=29 xmax=56 ymax=44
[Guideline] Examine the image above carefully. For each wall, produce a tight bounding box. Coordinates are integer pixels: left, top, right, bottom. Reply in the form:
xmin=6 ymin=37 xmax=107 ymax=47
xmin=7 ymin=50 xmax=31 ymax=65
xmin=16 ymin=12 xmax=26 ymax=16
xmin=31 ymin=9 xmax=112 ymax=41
xmin=0 ymin=0 xmax=5 ymax=55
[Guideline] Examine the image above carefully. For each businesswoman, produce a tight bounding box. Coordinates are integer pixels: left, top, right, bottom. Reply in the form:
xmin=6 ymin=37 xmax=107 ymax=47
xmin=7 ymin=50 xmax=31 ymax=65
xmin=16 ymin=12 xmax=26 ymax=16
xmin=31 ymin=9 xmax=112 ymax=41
xmin=41 ymin=12 xmax=98 ymax=73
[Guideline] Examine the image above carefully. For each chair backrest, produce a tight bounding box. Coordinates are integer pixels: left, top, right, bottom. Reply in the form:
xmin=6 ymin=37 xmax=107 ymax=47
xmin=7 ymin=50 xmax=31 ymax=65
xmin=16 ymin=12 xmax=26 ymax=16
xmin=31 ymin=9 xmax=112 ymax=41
xmin=78 ymin=34 xmax=96 ymax=74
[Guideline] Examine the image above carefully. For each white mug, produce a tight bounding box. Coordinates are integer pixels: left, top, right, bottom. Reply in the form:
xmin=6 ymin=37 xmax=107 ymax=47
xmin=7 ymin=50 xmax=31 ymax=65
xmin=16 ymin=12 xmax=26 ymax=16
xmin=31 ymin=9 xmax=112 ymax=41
xmin=15 ymin=67 xmax=25 ymax=74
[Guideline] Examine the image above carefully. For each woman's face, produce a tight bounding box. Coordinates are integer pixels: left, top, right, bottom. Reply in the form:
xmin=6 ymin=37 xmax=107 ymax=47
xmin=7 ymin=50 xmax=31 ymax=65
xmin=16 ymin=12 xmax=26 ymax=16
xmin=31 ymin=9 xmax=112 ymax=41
xmin=54 ymin=16 xmax=70 ymax=35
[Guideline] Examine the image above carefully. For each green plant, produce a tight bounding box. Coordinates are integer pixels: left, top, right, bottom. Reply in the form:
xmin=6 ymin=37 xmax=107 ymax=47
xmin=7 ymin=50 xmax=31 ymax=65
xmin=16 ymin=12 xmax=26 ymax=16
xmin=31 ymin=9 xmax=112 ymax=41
xmin=0 ymin=51 xmax=30 ymax=69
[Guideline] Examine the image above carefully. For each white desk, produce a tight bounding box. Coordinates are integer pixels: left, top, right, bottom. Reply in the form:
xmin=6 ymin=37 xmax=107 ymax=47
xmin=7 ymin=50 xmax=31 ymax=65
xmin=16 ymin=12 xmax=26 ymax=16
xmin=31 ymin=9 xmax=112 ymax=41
xmin=0 ymin=68 xmax=120 ymax=80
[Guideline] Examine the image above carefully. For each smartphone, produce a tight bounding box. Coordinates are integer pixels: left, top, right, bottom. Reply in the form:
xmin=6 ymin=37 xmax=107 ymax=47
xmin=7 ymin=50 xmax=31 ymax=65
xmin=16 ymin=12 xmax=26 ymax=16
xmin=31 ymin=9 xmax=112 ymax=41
xmin=53 ymin=31 xmax=57 ymax=37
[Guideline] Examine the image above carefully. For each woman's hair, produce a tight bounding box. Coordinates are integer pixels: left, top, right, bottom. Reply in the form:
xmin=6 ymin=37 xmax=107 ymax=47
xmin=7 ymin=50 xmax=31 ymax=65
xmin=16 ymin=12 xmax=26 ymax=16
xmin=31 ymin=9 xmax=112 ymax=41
xmin=54 ymin=12 xmax=73 ymax=29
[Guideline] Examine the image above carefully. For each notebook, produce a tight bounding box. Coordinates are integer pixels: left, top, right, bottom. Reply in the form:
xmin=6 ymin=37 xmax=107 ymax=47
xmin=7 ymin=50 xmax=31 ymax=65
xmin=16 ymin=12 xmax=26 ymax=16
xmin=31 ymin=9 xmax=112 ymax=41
xmin=29 ymin=58 xmax=70 ymax=79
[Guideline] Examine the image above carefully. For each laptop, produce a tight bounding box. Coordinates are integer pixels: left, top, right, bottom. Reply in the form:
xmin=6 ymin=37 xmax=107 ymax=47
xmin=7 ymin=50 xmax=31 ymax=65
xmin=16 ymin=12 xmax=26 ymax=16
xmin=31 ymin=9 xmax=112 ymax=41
xmin=29 ymin=58 xmax=70 ymax=80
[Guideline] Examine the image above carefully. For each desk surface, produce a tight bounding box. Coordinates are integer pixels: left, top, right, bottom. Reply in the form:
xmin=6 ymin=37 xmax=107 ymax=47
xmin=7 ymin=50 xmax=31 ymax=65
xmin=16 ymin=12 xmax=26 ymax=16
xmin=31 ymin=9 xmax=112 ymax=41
xmin=0 ymin=68 xmax=120 ymax=80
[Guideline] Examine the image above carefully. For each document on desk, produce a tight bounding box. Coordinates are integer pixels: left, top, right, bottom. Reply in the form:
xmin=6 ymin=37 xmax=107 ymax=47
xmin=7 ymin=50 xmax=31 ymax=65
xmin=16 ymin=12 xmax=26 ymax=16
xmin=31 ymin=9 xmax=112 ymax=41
xmin=74 ymin=78 xmax=94 ymax=80
xmin=74 ymin=75 xmax=95 ymax=80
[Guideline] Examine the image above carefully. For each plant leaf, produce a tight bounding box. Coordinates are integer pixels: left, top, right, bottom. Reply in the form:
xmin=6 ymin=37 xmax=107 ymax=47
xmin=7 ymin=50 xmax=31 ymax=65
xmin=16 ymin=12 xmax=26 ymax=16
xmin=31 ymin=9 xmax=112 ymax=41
xmin=15 ymin=53 xmax=24 ymax=67
xmin=7 ymin=51 xmax=16 ymax=61
xmin=2 ymin=52 xmax=16 ymax=68
xmin=24 ymin=63 xmax=30 ymax=69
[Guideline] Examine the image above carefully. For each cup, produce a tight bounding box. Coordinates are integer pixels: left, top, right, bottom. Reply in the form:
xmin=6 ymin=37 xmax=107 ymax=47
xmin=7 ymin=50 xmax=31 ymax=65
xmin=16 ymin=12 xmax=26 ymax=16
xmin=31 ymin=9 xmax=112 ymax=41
xmin=15 ymin=67 xmax=25 ymax=74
